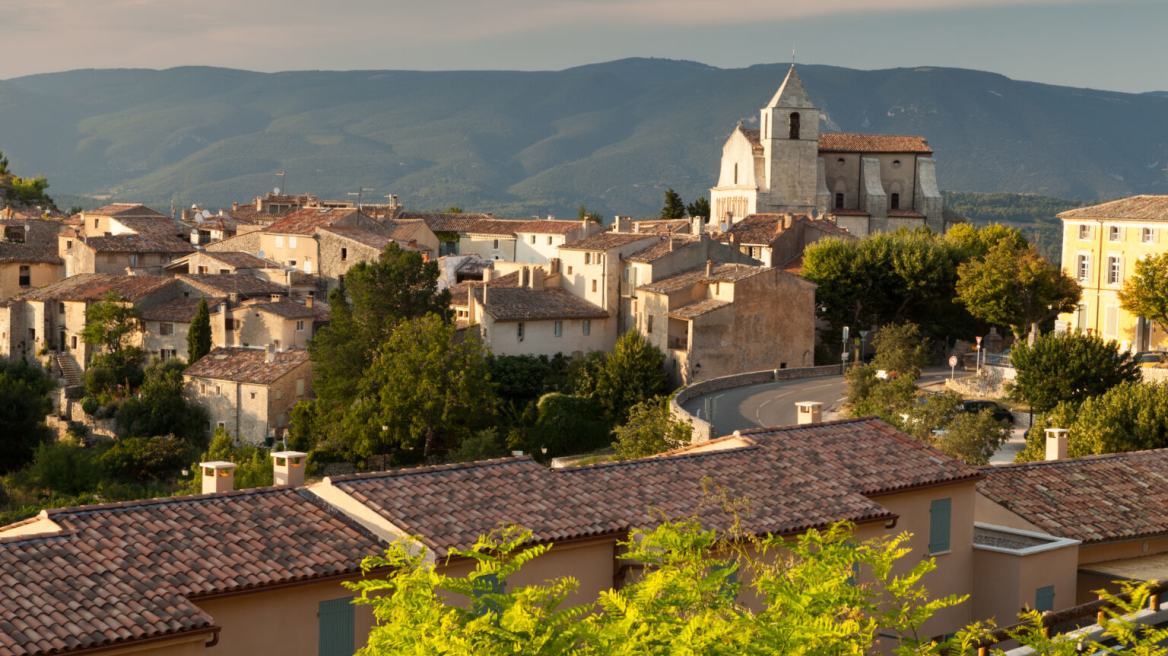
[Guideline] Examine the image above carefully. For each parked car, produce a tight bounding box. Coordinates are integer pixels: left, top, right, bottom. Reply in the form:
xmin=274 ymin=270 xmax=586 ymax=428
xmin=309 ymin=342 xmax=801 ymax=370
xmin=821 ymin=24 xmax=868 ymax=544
xmin=1135 ymin=351 xmax=1166 ymax=368
xmin=961 ymin=399 xmax=1014 ymax=425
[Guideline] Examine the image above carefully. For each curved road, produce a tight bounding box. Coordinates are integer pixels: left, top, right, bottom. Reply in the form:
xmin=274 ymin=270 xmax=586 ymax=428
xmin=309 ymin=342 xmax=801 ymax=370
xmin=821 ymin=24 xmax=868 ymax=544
xmin=682 ymin=369 xmax=955 ymax=437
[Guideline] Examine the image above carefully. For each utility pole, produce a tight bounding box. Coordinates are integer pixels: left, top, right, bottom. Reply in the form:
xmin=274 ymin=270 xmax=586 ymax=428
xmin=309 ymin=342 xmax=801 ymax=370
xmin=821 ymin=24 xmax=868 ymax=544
xmin=348 ymin=187 xmax=374 ymax=212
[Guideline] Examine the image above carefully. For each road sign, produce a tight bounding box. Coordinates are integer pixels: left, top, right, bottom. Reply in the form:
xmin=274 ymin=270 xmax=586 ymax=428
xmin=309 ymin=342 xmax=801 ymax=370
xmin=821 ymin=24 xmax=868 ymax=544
xmin=976 ymin=336 xmax=983 ymax=345
xmin=860 ymin=330 xmax=869 ymax=340
xmin=842 ymin=352 xmax=850 ymax=361
xmin=949 ymin=355 xmax=958 ymax=380
xmin=948 ymin=356 xmax=958 ymax=367
xmin=842 ymin=326 xmax=849 ymax=342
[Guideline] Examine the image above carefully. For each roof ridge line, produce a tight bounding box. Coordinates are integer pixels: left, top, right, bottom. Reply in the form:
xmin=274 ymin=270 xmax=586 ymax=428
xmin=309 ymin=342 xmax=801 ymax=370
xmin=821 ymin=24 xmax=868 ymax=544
xmin=559 ymin=443 xmax=762 ymax=472
xmin=327 ymin=455 xmax=537 ymax=483
xmin=0 ymin=529 xmax=75 ymax=545
xmin=44 ymin=485 xmax=299 ymax=517
xmin=980 ymin=447 xmax=1168 ymax=471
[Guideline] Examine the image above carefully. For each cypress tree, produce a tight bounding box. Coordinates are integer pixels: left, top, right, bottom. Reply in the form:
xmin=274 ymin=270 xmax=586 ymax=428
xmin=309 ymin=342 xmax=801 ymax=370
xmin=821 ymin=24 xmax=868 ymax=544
xmin=660 ymin=188 xmax=686 ymax=220
xmin=187 ymin=297 xmax=212 ymax=364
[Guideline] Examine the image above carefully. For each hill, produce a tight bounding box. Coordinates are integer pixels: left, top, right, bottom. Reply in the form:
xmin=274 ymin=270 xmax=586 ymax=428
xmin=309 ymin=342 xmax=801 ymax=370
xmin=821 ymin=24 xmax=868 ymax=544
xmin=0 ymin=59 xmax=1165 ymax=217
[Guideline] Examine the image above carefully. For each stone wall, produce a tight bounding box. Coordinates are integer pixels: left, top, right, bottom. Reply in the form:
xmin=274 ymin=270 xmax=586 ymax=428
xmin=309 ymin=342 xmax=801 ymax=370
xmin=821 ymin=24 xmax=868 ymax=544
xmin=944 ymin=365 xmax=1012 ymax=399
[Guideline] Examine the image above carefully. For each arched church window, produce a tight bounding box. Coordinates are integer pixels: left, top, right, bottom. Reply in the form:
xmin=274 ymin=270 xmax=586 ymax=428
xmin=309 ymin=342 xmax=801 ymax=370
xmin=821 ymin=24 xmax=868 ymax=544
xmin=890 ymin=193 xmax=900 ymax=210
xmin=835 ymin=192 xmax=844 ymax=209
xmin=734 ymin=163 xmax=738 ymax=185
xmin=763 ymin=114 xmax=768 ymax=139
xmin=789 ymin=113 xmax=800 ymax=140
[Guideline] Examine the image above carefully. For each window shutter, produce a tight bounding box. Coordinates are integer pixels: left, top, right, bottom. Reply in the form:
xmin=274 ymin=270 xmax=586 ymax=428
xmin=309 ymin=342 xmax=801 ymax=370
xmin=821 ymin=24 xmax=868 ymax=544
xmin=928 ymin=498 xmax=951 ymax=554
xmin=711 ymin=562 xmax=738 ymax=597
xmin=1105 ymin=306 xmax=1119 ymax=338
xmin=473 ymin=573 xmax=506 ymax=618
xmin=1035 ymin=586 xmax=1055 ymax=613
xmin=317 ymin=597 xmax=354 ymax=656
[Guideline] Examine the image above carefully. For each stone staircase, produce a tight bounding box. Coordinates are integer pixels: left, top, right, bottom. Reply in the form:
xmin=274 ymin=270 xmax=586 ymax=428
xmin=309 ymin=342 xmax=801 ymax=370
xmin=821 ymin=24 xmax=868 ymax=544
xmin=56 ymin=354 xmax=82 ymax=387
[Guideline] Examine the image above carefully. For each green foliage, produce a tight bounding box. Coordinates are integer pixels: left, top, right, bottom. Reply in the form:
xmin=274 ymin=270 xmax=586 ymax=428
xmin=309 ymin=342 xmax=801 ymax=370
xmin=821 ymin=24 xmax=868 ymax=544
xmin=595 ymin=331 xmax=669 ymax=424
xmin=81 ymin=292 xmax=143 ymax=353
xmin=956 ymin=238 xmax=1080 ymax=339
xmin=577 ymin=204 xmax=604 ymax=224
xmin=659 ymin=187 xmax=685 ymax=220
xmin=84 ymin=348 xmax=146 ymax=398
xmin=845 ymin=365 xmax=918 ymax=422
xmin=340 ymin=314 xmax=496 ymax=459
xmin=612 ymin=396 xmax=692 ymax=459
xmin=116 ymin=357 xmax=207 ymax=444
xmin=350 ymin=518 xmax=965 ymax=655
xmin=0 ymin=359 xmax=55 ymax=473
xmin=526 ymin=393 xmax=610 ymax=458
xmin=446 ymin=206 xmax=463 ymax=214
xmin=1010 ymin=331 xmax=1140 ymax=413
xmin=566 ymin=350 xmax=607 ymax=397
xmin=944 ymin=222 xmax=1029 ymax=261
xmin=871 ymin=322 xmax=931 ymax=377
xmin=10 ymin=175 xmax=52 ymax=206
xmin=489 ymin=354 xmax=571 ymax=405
xmin=932 ymin=409 xmax=1010 ymax=466
xmin=447 ymin=428 xmax=508 ymax=463
xmin=25 ymin=442 xmax=103 ymax=496
xmin=942 ymin=191 xmax=1085 ymax=265
xmin=100 ymin=435 xmax=191 ymax=483
xmin=81 ymin=397 xmax=100 ymax=415
xmin=1017 ymin=382 xmax=1168 ymax=461
xmin=286 ymin=400 xmax=321 ymax=452
xmin=186 ymin=298 xmax=212 ymax=364
xmin=686 ymin=196 xmax=710 ymax=220
xmin=1119 ymin=252 xmax=1168 ymax=335
xmin=186 ymin=428 xmax=272 ymax=491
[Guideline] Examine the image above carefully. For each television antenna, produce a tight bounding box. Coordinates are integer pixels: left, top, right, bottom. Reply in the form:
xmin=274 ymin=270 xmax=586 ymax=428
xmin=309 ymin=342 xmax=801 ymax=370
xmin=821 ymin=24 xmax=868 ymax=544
xmin=275 ymin=171 xmax=286 ymax=195
xmin=348 ymin=187 xmax=374 ymax=211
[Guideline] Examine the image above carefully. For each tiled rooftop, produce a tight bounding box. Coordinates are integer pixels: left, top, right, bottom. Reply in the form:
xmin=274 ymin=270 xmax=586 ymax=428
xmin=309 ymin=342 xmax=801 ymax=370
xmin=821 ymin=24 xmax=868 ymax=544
xmin=886 ymin=209 xmax=926 ymax=218
xmin=185 ymin=347 xmax=310 ymax=384
xmin=115 ymin=217 xmax=185 ymax=236
xmin=560 ymin=231 xmax=658 ymax=251
xmin=463 ymin=219 xmax=526 ymax=236
xmin=516 ymin=220 xmax=587 ymax=235
xmin=198 ymin=251 xmax=277 ymax=270
xmin=80 ymin=233 xmax=195 ymax=254
xmin=140 ymin=296 xmax=222 ymax=323
xmin=177 ymin=274 xmax=288 ymax=297
xmin=1057 ymin=195 xmax=1168 ymax=222
xmin=626 ymin=236 xmax=694 ymax=263
xmin=317 ymin=226 xmax=396 ymax=251
xmin=830 ymin=208 xmax=871 ymax=217
xmin=0 ymin=243 xmax=62 ymax=264
xmin=263 ymin=208 xmax=358 ymax=235
xmin=638 ymin=263 xmax=764 ymax=294
xmin=668 ymin=298 xmax=731 ymax=320
xmin=383 ymin=219 xmax=427 ymax=241
xmin=0 ymin=488 xmax=381 ymax=656
xmin=978 ymin=449 xmax=1168 ymax=544
xmin=403 ymin=212 xmax=494 ymax=233
xmin=15 ymin=273 xmax=174 ymax=303
xmin=818 ymin=133 xmax=933 ymax=154
xmin=473 ymin=286 xmax=609 ymax=322
xmin=628 ymin=219 xmax=691 ymax=235
xmin=449 ymin=271 xmax=519 ymax=308
xmin=715 ymin=214 xmax=794 ymax=246
xmin=85 ymin=203 xmax=166 ymax=218
xmin=247 ymin=299 xmax=316 ymax=319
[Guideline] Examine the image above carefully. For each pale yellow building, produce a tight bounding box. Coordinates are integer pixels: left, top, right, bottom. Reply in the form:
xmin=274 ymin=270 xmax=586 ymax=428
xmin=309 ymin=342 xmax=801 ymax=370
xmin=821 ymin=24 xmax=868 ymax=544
xmin=1056 ymin=196 xmax=1168 ymax=351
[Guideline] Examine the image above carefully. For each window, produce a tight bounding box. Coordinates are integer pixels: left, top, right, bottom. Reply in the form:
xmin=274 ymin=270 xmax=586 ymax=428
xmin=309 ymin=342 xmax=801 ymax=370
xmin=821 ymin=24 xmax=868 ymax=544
xmin=128 ymin=254 xmax=138 ymax=267
xmin=1076 ymin=304 xmax=1089 ymax=330
xmin=273 ymin=340 xmax=280 ymax=348
xmin=58 ymin=302 xmax=65 ymax=314
xmin=288 ymin=259 xmax=297 ymax=268
xmin=1105 ymin=305 xmax=1119 ymax=338
xmin=93 ymin=219 xmax=99 ymax=230
xmin=472 ymin=574 xmax=505 ymax=618
xmin=835 ymin=192 xmax=844 ymax=209
xmin=71 ymin=335 xmax=77 ymax=349
xmin=1108 ymin=226 xmax=1121 ymax=242
xmin=1035 ymin=586 xmax=1055 ymax=613
xmin=214 ymin=385 xmax=221 ymax=396
xmin=159 ymin=349 xmax=176 ymax=360
xmin=554 ymin=321 xmax=562 ymax=337
xmin=296 ymin=379 xmax=305 ymax=396
xmin=547 ymin=236 xmax=553 ymax=245
xmin=250 ymin=391 xmax=256 ymax=399
xmin=889 ymin=193 xmax=900 ymax=210
xmin=217 ymin=421 xmax=225 ymax=430
xmin=592 ymin=280 xmax=597 ymax=293
xmin=531 ymin=235 xmax=536 ymax=244
xmin=275 ymin=236 xmax=284 ymax=248
xmin=28 ymin=328 xmax=35 ymax=342
xmin=159 ymin=322 xmax=174 ymax=336
xmin=928 ymin=498 xmax=951 ymax=554
xmin=567 ymin=266 xmax=573 ymax=275
xmin=492 ymin=239 xmax=499 ymax=250
xmin=1078 ymin=225 xmax=1091 ymax=240
xmin=338 ymin=274 xmax=345 ymax=291
xmin=1076 ymin=254 xmax=1090 ymax=282
xmin=585 ymin=253 xmax=591 ymax=265
xmin=65 ymin=239 xmax=73 ymax=251
xmin=733 ymin=163 xmax=738 ymax=185
xmin=1107 ymin=256 xmax=1122 ymax=284
xmin=276 ymin=389 xmax=282 ymax=400
xmin=296 ymin=320 xmax=305 ymax=332
xmin=517 ymin=323 xmax=524 ymax=340
xmin=225 ymin=317 xmax=235 ymax=331
xmin=647 ymin=315 xmax=654 ymax=333
xmin=289 ymin=236 xmax=298 ymax=248
xmin=583 ymin=320 xmax=590 ymax=336
xmin=763 ymin=114 xmax=767 ymax=138
xmin=1143 ymin=227 xmax=1156 ymax=243
xmin=341 ymin=248 xmax=348 ymax=261
xmin=18 ymin=266 xmax=30 ymax=287
xmin=788 ymin=112 xmax=800 ymax=139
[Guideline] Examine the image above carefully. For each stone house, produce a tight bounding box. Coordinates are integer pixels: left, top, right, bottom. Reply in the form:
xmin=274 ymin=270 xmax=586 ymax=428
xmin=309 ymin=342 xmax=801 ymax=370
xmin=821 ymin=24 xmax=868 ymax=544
xmin=636 ymin=262 xmax=817 ymax=385
xmin=183 ymin=346 xmax=313 ymax=444
xmin=212 ymin=298 xmax=318 ymax=351
xmin=176 ymin=273 xmax=290 ymax=304
xmin=77 ymin=203 xmax=170 ymax=235
xmin=258 ymin=208 xmax=386 ymax=276
xmin=141 ymin=296 xmax=224 ymax=363
xmin=164 ymin=251 xmax=283 ymax=276
xmin=557 ymin=230 xmax=665 ymax=323
xmin=457 ymin=219 xmax=523 ymax=261
xmin=714 ymin=213 xmax=855 ymax=267
xmin=0 ymin=415 xmax=988 ymax=656
xmin=514 ymin=219 xmax=603 ymax=265
xmin=0 ymin=242 xmax=64 ymax=300
xmin=189 ymin=214 xmax=261 ymax=246
xmin=382 ymin=218 xmax=441 ymax=254
xmin=315 ymin=225 xmax=429 ymax=294
xmin=404 ymin=212 xmax=496 ymax=256
xmin=61 ymin=232 xmax=196 ymax=277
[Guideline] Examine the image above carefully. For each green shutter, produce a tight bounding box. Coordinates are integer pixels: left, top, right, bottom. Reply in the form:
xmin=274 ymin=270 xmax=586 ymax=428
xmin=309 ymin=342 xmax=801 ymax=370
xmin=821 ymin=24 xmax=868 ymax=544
xmin=711 ymin=562 xmax=738 ymax=598
xmin=473 ymin=573 xmax=506 ymax=618
xmin=318 ymin=597 xmax=355 ymax=656
xmin=929 ymin=498 xmax=951 ymax=554
xmin=1035 ymin=586 xmax=1055 ymax=613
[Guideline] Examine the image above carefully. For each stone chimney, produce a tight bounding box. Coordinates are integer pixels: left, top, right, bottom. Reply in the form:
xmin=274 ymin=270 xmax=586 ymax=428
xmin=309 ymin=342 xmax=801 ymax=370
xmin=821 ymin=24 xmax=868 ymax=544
xmin=1045 ymin=428 xmax=1069 ymax=461
xmin=200 ymin=461 xmax=236 ymax=494
xmin=305 ymin=295 xmax=314 ymax=308
xmin=271 ymin=294 xmax=281 ymax=302
xmin=692 ymin=216 xmax=703 ymax=236
xmin=266 ymin=343 xmax=276 ymax=363
xmin=634 ymin=222 xmax=641 ymax=234
xmin=706 ymin=260 xmax=713 ymax=276
xmin=271 ymin=451 xmax=308 ymax=486
xmin=615 ymin=216 xmax=632 ymax=233
xmin=483 ymin=267 xmax=494 ymax=282
xmin=482 ymin=282 xmax=489 ymax=307
xmin=795 ymin=402 xmax=823 ymax=425
xmin=668 ymin=237 xmax=674 ymax=252
xmin=728 ymin=233 xmax=736 ymax=245
xmin=783 ymin=214 xmax=793 ymax=229
xmin=232 ymin=202 xmax=239 ymax=211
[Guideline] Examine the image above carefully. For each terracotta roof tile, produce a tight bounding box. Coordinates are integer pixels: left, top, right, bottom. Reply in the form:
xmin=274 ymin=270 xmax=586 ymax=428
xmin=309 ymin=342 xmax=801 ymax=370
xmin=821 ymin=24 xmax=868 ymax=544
xmin=401 ymin=213 xmax=494 ymax=233
xmin=516 ymin=220 xmax=587 ymax=235
xmin=140 ymin=297 xmax=223 ymax=323
xmin=818 ymin=133 xmax=933 ymax=154
xmin=382 ymin=219 xmax=427 ymax=241
xmin=262 ymin=208 xmax=358 ymax=235
xmin=627 ymin=236 xmax=694 ymax=263
xmin=638 ymin=263 xmax=763 ymax=294
xmin=177 ymin=274 xmax=288 ymax=297
xmin=886 ymin=209 xmax=925 ymax=218
xmin=630 ymin=219 xmax=692 ymax=234
xmin=560 ymin=231 xmax=658 ymax=251
xmin=473 ymin=286 xmax=608 ymax=322
xmin=449 ymin=271 xmax=519 ymax=307
xmin=740 ymin=128 xmax=763 ymax=151
xmin=198 ymin=252 xmax=277 ymax=270
xmin=0 ymin=243 xmax=62 ymax=264
xmin=667 ymin=298 xmax=730 ymax=320
xmin=317 ymin=226 xmax=395 ymax=250
xmin=714 ymin=214 xmax=792 ymax=246
xmin=977 ymin=449 xmax=1168 ymax=544
xmin=115 ymin=217 xmax=186 ymax=236
xmin=15 ymin=274 xmax=174 ymax=303
xmin=463 ymin=219 xmax=526 ymax=236
xmin=1057 ymin=195 xmax=1168 ymax=222
xmin=184 ymin=347 xmax=309 ymax=384
xmin=85 ymin=204 xmax=167 ymax=218
xmin=247 ymin=299 xmax=316 ymax=319
xmin=80 ymin=233 xmax=195 ymax=254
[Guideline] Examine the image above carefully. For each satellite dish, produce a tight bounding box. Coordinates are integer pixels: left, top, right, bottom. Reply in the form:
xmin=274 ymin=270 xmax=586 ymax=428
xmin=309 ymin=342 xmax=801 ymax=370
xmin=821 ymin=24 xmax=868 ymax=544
xmin=191 ymin=204 xmax=198 ymax=209
xmin=810 ymin=209 xmax=820 ymax=220
xmin=257 ymin=251 xmax=265 ymax=259
xmin=273 ymin=187 xmax=281 ymax=195
xmin=202 ymin=210 xmax=212 ymax=219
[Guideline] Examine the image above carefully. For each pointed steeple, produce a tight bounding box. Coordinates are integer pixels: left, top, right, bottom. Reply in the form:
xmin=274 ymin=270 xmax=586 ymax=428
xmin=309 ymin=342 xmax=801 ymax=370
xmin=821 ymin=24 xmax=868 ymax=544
xmin=766 ymin=64 xmax=815 ymax=109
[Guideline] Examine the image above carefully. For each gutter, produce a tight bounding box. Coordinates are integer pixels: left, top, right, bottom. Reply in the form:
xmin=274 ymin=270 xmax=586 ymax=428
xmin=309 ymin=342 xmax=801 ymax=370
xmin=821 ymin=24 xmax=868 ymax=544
xmin=55 ymin=625 xmax=221 ymax=656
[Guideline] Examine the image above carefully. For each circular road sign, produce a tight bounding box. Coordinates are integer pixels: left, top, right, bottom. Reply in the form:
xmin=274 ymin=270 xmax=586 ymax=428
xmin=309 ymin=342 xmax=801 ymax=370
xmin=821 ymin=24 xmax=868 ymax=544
xmin=948 ymin=356 xmax=958 ymax=367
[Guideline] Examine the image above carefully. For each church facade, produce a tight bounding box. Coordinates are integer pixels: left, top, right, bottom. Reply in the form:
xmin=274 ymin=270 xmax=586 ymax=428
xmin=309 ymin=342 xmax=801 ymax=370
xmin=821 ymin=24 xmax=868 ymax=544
xmin=710 ymin=65 xmax=946 ymax=237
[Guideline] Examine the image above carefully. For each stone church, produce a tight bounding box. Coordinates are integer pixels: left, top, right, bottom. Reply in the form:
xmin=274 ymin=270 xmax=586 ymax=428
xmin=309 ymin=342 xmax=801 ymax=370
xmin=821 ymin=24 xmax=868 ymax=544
xmin=710 ymin=65 xmax=946 ymax=237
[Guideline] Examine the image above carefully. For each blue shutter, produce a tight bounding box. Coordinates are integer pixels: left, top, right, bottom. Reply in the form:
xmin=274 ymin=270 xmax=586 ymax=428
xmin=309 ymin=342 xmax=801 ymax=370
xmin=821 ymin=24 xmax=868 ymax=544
xmin=929 ymin=498 xmax=952 ymax=554
xmin=318 ymin=597 xmax=355 ymax=656
xmin=1035 ymin=586 xmax=1055 ymax=613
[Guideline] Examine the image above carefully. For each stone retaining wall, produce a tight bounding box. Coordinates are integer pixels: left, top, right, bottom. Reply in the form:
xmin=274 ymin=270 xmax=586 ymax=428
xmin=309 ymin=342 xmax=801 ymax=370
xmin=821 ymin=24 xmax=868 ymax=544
xmin=670 ymin=364 xmax=845 ymax=443
xmin=945 ymin=365 xmax=1012 ymax=399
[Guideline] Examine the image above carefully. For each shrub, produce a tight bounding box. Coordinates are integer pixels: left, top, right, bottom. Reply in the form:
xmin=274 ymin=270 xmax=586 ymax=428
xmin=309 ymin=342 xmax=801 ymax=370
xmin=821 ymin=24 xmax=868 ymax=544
xmin=527 ymin=393 xmax=611 ymax=458
xmin=612 ymin=397 xmax=692 ymax=460
xmin=101 ymin=436 xmax=192 ymax=483
xmin=81 ymin=397 xmax=100 ymax=416
xmin=448 ymin=428 xmax=508 ymax=463
xmin=66 ymin=421 xmax=89 ymax=442
xmin=26 ymin=441 xmax=103 ymax=496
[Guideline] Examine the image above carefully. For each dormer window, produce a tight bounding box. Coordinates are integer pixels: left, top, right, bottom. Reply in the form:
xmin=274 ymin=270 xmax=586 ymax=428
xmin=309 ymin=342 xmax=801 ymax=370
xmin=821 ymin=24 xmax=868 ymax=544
xmin=789 ymin=113 xmax=800 ymax=140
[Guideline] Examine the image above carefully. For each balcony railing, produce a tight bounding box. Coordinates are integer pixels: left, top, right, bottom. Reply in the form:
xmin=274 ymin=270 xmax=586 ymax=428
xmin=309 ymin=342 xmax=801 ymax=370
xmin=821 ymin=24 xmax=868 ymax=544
xmin=668 ymin=336 xmax=688 ymax=351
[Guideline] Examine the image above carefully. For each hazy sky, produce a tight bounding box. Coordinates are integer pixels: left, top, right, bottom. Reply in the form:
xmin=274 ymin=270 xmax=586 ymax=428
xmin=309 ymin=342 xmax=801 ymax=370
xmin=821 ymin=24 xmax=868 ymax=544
xmin=2 ymin=0 xmax=1163 ymax=93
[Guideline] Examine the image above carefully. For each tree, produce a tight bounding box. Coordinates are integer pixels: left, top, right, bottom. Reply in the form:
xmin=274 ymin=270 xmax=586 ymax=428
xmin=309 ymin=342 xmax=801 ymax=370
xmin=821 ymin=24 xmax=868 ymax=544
xmin=349 ymin=519 xmax=965 ymax=655
xmin=845 ymin=365 xmax=918 ymax=423
xmin=447 ymin=206 xmax=463 ymax=214
xmin=116 ymin=357 xmax=208 ymax=443
xmin=956 ymin=238 xmax=1080 ymax=341
xmin=100 ymin=435 xmax=191 ymax=483
xmin=595 ymin=331 xmax=669 ymax=424
xmin=526 ymin=393 xmax=611 ymax=458
xmin=185 ymin=428 xmax=272 ymax=492
xmin=870 ymin=322 xmax=931 ymax=378
xmin=1119 ymin=252 xmax=1168 ymax=336
xmin=81 ymin=291 xmax=142 ymax=354
xmin=447 ymin=428 xmax=508 ymax=463
xmin=1016 ymin=382 xmax=1168 ymax=461
xmin=0 ymin=359 xmax=55 ymax=473
xmin=612 ymin=396 xmax=692 ymax=459
xmin=931 ymin=409 xmax=1010 ymax=466
xmin=187 ymin=298 xmax=211 ymax=364
xmin=1010 ymin=331 xmax=1140 ymax=413
xmin=686 ymin=196 xmax=711 ymax=221
xmin=342 ymin=314 xmax=496 ymax=458
xmin=577 ymin=204 xmax=604 ymax=224
xmin=25 ymin=441 xmax=102 ymax=496
xmin=659 ymin=188 xmax=685 ymax=220
xmin=944 ymin=222 xmax=1028 ymax=260
xmin=0 ymin=151 xmax=9 ymax=175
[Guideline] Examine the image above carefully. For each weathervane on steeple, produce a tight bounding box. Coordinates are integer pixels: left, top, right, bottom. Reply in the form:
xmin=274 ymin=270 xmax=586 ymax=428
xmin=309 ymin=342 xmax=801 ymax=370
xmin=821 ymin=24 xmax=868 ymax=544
xmin=792 ymin=45 xmax=796 ymax=66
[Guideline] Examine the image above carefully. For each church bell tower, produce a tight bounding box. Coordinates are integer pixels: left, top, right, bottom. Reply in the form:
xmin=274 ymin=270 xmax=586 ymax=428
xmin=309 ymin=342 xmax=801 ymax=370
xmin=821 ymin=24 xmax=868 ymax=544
xmin=759 ymin=65 xmax=820 ymax=213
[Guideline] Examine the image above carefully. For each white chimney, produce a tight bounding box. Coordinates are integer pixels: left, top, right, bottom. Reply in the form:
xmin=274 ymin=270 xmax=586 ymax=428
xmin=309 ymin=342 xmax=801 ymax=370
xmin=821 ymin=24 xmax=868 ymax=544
xmin=266 ymin=343 xmax=276 ymax=363
xmin=795 ymin=401 xmax=823 ymax=425
xmin=271 ymin=451 xmax=308 ymax=486
xmin=1045 ymin=428 xmax=1069 ymax=461
xmin=200 ymin=461 xmax=236 ymax=494
xmin=483 ymin=267 xmax=493 ymax=282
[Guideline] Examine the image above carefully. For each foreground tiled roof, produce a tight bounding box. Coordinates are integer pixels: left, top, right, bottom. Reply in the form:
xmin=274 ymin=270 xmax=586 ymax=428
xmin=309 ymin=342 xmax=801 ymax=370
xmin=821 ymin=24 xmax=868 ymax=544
xmin=818 ymin=133 xmax=933 ymax=154
xmin=140 ymin=296 xmax=222 ymax=323
xmin=638 ymin=263 xmax=764 ymax=294
xmin=85 ymin=203 xmax=166 ymax=218
xmin=198 ymin=251 xmax=276 ymax=270
xmin=317 ymin=226 xmax=396 ymax=251
xmin=449 ymin=271 xmax=519 ymax=307
xmin=560 ymin=231 xmax=658 ymax=251
xmin=1057 ymin=195 xmax=1168 ymax=222
xmin=473 ymin=286 xmax=608 ymax=322
xmin=177 ymin=274 xmax=288 ymax=297
xmin=977 ymin=449 xmax=1168 ymax=544
xmin=80 ymin=233 xmax=195 ymax=254
xmin=0 ymin=243 xmax=61 ymax=264
xmin=263 ymin=208 xmax=357 ymax=235
xmin=383 ymin=219 xmax=429 ymax=241
xmin=15 ymin=274 xmax=174 ymax=303
xmin=668 ymin=298 xmax=731 ymax=320
xmin=0 ymin=488 xmax=381 ymax=656
xmin=185 ymin=347 xmax=310 ymax=384
xmin=403 ymin=212 xmax=494 ymax=233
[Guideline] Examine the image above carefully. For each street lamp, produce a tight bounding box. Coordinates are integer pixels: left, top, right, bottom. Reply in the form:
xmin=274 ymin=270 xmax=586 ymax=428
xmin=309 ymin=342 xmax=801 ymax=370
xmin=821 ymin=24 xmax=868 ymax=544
xmin=541 ymin=445 xmax=548 ymax=455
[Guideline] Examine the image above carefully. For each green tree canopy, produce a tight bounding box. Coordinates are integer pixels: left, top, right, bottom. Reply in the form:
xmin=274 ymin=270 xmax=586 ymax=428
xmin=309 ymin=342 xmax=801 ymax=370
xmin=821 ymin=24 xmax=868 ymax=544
xmin=595 ymin=331 xmax=669 ymax=424
xmin=1010 ymin=331 xmax=1140 ymax=413
xmin=612 ymin=396 xmax=692 ymax=459
xmin=944 ymin=222 xmax=1029 ymax=260
xmin=1119 ymin=252 xmax=1168 ymax=335
xmin=0 ymin=359 xmax=54 ymax=472
xmin=185 ymin=428 xmax=272 ymax=492
xmin=870 ymin=322 xmax=931 ymax=378
xmin=186 ymin=298 xmax=211 ymax=364
xmin=686 ymin=196 xmax=711 ymax=220
xmin=659 ymin=188 xmax=685 ymax=220
xmin=81 ymin=291 xmax=142 ymax=353
xmin=115 ymin=357 xmax=208 ymax=444
xmin=956 ymin=238 xmax=1080 ymax=340
xmin=1017 ymin=381 xmax=1168 ymax=461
